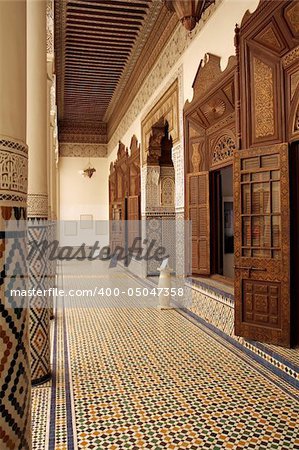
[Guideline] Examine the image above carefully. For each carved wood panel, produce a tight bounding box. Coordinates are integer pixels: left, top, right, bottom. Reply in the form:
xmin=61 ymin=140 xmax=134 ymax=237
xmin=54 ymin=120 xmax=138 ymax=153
xmin=242 ymin=280 xmax=281 ymax=328
xmin=186 ymin=172 xmax=210 ymax=275
xmin=127 ymin=195 xmax=140 ymax=249
xmin=236 ymin=0 xmax=299 ymax=149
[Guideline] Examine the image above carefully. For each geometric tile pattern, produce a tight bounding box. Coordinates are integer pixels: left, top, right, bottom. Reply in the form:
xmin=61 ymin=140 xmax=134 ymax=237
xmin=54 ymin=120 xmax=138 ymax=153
xmin=0 ymin=205 xmax=31 ymax=450
xmin=31 ymin=383 xmax=50 ymax=450
xmin=47 ymin=220 xmax=57 ymax=319
xmin=32 ymin=261 xmax=299 ymax=449
xmin=187 ymin=280 xmax=299 ymax=389
xmin=28 ymin=219 xmax=51 ymax=384
xmin=144 ymin=215 xmax=176 ymax=276
xmin=51 ymin=306 xmax=69 ymax=449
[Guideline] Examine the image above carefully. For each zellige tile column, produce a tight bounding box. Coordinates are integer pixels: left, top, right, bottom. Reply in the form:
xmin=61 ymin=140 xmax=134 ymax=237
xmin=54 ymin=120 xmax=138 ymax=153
xmin=27 ymin=0 xmax=51 ymax=385
xmin=0 ymin=0 xmax=32 ymax=448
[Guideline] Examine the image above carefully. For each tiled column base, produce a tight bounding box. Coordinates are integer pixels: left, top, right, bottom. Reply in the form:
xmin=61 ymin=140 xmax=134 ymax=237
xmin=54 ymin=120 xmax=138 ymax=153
xmin=48 ymin=220 xmax=57 ymax=320
xmin=144 ymin=212 xmax=176 ymax=276
xmin=0 ymin=204 xmax=31 ymax=449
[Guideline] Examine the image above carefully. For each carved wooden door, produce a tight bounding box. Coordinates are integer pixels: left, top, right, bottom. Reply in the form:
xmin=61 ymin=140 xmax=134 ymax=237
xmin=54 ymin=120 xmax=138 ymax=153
xmin=187 ymin=172 xmax=210 ymax=275
xmin=234 ymin=143 xmax=290 ymax=346
xmin=110 ymin=202 xmax=126 ymax=253
xmin=127 ymin=195 xmax=140 ymax=249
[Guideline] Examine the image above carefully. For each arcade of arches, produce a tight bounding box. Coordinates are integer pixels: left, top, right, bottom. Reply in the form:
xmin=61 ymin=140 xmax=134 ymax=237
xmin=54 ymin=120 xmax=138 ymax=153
xmin=1 ymin=0 xmax=299 ymax=449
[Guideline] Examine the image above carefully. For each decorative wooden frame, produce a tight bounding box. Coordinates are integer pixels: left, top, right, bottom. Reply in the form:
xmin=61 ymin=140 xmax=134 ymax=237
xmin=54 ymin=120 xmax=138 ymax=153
xmin=110 ymin=137 xmax=142 ymax=202
xmin=183 ymin=53 xmax=237 ymax=275
xmin=233 ymin=0 xmax=299 ymax=347
xmin=108 ymin=136 xmax=141 ymax=249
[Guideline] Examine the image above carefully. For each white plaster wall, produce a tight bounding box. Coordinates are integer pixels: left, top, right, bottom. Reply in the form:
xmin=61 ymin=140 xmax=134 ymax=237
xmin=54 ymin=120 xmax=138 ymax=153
xmin=59 ymin=157 xmax=109 ymax=221
xmin=107 ymin=0 xmax=259 ymax=158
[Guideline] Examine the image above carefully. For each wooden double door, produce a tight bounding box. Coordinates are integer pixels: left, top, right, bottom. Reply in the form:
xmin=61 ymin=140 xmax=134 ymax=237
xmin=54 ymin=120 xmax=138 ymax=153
xmin=187 ymin=144 xmax=293 ymax=346
xmin=110 ymin=195 xmax=141 ymax=255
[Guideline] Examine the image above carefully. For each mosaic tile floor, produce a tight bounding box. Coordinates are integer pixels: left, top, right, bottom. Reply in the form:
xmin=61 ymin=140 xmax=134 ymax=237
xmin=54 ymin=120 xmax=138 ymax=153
xmin=32 ymin=261 xmax=299 ymax=449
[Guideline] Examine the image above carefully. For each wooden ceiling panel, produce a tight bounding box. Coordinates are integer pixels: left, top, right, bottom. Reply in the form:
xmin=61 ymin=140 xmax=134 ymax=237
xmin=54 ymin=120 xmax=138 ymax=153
xmin=55 ymin=0 xmax=167 ymax=143
xmin=55 ymin=1 xmax=214 ymax=145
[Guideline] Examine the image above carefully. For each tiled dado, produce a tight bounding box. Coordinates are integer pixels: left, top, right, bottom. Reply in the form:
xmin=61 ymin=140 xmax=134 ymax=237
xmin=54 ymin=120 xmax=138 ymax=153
xmin=184 ymin=279 xmax=299 ymax=390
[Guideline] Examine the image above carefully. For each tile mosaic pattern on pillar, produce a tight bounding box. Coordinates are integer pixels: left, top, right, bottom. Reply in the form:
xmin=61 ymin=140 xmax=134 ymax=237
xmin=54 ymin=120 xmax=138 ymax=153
xmin=28 ymin=219 xmax=51 ymax=385
xmin=0 ymin=136 xmax=31 ymax=450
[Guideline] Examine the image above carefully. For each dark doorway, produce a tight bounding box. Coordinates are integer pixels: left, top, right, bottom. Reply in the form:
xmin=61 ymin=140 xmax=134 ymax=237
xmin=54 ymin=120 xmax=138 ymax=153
xmin=211 ymin=165 xmax=234 ymax=279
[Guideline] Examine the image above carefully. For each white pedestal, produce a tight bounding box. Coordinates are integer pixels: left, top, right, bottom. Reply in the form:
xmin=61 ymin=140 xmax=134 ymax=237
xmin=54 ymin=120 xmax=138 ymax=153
xmin=157 ymin=265 xmax=174 ymax=310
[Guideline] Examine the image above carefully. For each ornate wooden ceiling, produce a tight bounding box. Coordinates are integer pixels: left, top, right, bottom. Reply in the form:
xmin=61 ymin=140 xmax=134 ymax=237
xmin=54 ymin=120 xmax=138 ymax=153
xmin=54 ymin=0 xmax=211 ymax=145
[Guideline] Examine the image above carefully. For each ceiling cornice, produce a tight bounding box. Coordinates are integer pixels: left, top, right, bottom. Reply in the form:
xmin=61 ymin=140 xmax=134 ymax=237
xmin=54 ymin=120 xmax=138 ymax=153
xmin=106 ymin=8 xmax=178 ymax=141
xmin=104 ymin=1 xmax=165 ymax=120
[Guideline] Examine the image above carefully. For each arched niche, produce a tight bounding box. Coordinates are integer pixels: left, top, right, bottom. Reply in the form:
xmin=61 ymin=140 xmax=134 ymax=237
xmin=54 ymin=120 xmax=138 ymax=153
xmin=146 ymin=119 xmax=176 ymax=211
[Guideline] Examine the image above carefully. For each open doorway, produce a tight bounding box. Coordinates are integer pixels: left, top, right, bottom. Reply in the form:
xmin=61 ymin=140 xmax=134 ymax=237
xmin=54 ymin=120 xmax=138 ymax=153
xmin=211 ymin=165 xmax=234 ymax=279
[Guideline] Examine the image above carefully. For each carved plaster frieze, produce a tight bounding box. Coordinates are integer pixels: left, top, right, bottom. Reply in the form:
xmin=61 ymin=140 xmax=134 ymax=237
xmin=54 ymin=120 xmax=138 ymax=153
xmin=59 ymin=143 xmax=108 ymax=157
xmin=47 ymin=0 xmax=54 ymax=56
xmin=27 ymin=193 xmax=48 ymax=219
xmin=172 ymin=143 xmax=185 ymax=210
xmin=0 ymin=136 xmax=28 ymax=207
xmin=145 ymin=166 xmax=161 ymax=210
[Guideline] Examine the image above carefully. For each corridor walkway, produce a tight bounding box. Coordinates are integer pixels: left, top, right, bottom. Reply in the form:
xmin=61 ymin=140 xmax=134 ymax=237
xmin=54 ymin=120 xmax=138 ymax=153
xmin=32 ymin=261 xmax=299 ymax=449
